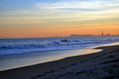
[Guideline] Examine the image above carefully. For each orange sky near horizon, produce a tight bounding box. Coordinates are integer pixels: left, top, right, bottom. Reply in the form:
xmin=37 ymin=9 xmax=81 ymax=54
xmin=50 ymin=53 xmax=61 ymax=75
xmin=0 ymin=24 xmax=119 ymax=38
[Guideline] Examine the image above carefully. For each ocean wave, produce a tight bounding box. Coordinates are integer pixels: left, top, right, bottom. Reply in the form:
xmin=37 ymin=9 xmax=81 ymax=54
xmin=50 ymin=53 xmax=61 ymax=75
xmin=0 ymin=36 xmax=119 ymax=56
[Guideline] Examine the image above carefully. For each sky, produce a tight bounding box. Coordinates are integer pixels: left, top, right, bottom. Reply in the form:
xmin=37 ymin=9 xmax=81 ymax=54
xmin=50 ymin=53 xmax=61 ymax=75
xmin=0 ymin=0 xmax=119 ymax=38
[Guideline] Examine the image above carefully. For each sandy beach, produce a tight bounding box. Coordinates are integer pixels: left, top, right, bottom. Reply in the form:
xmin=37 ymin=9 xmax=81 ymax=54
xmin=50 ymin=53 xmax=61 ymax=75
xmin=0 ymin=45 xmax=119 ymax=79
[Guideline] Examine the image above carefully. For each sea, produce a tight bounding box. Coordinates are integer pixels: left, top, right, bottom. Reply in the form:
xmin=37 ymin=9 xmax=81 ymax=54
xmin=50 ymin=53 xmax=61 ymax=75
xmin=0 ymin=36 xmax=119 ymax=56
xmin=0 ymin=36 xmax=119 ymax=71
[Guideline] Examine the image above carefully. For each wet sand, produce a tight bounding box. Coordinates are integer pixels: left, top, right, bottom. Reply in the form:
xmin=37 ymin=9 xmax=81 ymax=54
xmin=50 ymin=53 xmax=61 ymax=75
xmin=0 ymin=45 xmax=119 ymax=79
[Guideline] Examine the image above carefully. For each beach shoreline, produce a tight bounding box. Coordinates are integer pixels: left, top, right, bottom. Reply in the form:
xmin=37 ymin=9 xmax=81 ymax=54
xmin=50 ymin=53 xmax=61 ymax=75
xmin=0 ymin=44 xmax=119 ymax=79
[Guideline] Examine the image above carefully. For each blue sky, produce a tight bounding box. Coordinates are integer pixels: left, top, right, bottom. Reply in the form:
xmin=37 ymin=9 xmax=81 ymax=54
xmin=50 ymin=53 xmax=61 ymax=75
xmin=0 ymin=0 xmax=62 ymax=11
xmin=1 ymin=0 xmax=119 ymax=11
xmin=0 ymin=0 xmax=37 ymax=11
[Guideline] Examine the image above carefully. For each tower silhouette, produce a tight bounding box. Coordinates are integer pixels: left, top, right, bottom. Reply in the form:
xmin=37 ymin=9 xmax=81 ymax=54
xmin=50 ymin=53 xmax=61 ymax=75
xmin=101 ymin=30 xmax=104 ymax=36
